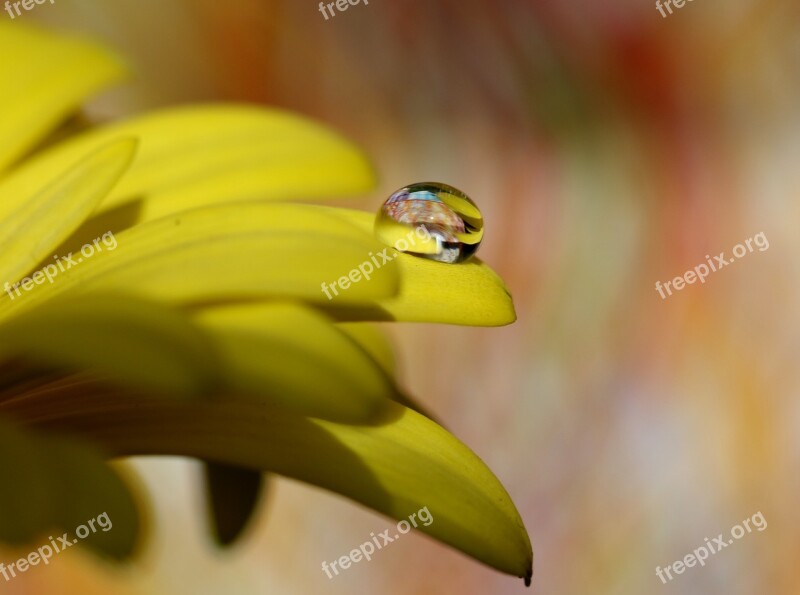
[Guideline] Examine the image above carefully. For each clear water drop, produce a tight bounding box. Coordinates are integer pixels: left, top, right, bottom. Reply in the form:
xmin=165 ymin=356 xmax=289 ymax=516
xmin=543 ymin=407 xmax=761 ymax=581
xmin=374 ymin=182 xmax=484 ymax=263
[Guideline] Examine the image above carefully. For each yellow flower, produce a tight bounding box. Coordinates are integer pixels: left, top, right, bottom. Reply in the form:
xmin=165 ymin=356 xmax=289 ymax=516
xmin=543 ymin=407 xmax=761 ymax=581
xmin=0 ymin=23 xmax=531 ymax=585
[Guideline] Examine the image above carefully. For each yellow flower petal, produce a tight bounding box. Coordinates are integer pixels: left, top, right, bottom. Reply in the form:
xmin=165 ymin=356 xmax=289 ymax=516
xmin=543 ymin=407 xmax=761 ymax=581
xmin=0 ymin=203 xmax=399 ymax=321
xmin=0 ymin=139 xmax=137 ymax=286
xmin=0 ymin=23 xmax=125 ymax=172
xmin=333 ymin=321 xmax=439 ymax=420
xmin=0 ymin=294 xmax=218 ymax=397
xmin=0 ymin=105 xmax=375 ymax=234
xmin=44 ymin=438 xmax=141 ymax=560
xmin=0 ymin=421 xmax=53 ymax=543
xmin=324 ymin=209 xmax=516 ymax=326
xmin=16 ymin=392 xmax=532 ymax=582
xmin=335 ymin=322 xmax=397 ymax=377
xmin=0 ymin=295 xmax=394 ymax=422
xmin=194 ymin=302 xmax=397 ymax=422
xmin=0 ymin=420 xmax=140 ymax=559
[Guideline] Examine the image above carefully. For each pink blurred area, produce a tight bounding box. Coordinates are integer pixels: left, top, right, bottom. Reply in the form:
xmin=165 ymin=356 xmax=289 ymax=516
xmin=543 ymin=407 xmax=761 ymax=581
xmin=10 ymin=0 xmax=800 ymax=593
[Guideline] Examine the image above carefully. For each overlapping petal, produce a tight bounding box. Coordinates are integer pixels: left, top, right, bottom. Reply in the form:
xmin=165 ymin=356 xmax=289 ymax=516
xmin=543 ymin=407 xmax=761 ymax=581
xmin=0 ymin=294 xmax=219 ymax=397
xmin=0 ymin=295 xmax=397 ymax=423
xmin=0 ymin=139 xmax=136 ymax=285
xmin=0 ymin=23 xmax=527 ymax=584
xmin=322 ymin=209 xmax=517 ymax=326
xmin=335 ymin=322 xmax=397 ymax=377
xmin=0 ymin=23 xmax=125 ymax=172
xmin=4 ymin=386 xmax=532 ymax=582
xmin=0 ymin=420 xmax=140 ymax=558
xmin=0 ymin=203 xmax=400 ymax=321
xmin=193 ymin=301 xmax=397 ymax=422
xmin=0 ymin=106 xmax=375 ymax=233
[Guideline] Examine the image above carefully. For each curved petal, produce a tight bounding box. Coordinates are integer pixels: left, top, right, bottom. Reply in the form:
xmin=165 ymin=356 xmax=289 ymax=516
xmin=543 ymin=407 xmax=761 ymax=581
xmin=0 ymin=138 xmax=137 ymax=285
xmin=44 ymin=439 xmax=142 ymax=560
xmin=0 ymin=203 xmax=400 ymax=321
xmin=0 ymin=420 xmax=140 ymax=559
xmin=0 ymin=105 xmax=376 ymax=233
xmin=322 ymin=209 xmax=516 ymax=326
xmin=0 ymin=293 xmax=219 ymax=397
xmin=10 ymin=389 xmax=532 ymax=583
xmin=0 ymin=296 xmax=395 ymax=423
xmin=0 ymin=23 xmax=125 ymax=172
xmin=0 ymin=420 xmax=54 ymax=543
xmin=334 ymin=322 xmax=439 ymax=420
xmin=335 ymin=322 xmax=397 ymax=377
xmin=194 ymin=302 xmax=397 ymax=422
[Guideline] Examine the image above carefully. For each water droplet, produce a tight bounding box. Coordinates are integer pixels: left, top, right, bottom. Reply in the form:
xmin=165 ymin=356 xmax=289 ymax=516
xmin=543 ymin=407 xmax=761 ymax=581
xmin=374 ymin=182 xmax=484 ymax=263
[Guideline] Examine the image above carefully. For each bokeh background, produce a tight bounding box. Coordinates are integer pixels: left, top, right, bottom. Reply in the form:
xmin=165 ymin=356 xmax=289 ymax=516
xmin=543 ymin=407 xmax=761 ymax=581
xmin=3 ymin=0 xmax=798 ymax=593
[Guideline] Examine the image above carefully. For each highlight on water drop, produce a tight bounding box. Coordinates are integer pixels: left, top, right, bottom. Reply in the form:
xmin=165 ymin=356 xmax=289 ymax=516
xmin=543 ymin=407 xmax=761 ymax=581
xmin=374 ymin=182 xmax=484 ymax=263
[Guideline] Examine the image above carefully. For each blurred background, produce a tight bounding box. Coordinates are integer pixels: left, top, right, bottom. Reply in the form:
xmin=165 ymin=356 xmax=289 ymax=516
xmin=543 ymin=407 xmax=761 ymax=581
xmin=3 ymin=0 xmax=798 ymax=592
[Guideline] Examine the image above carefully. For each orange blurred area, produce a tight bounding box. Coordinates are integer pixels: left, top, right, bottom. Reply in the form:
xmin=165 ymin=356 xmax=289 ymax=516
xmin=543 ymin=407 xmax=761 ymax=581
xmin=11 ymin=0 xmax=800 ymax=593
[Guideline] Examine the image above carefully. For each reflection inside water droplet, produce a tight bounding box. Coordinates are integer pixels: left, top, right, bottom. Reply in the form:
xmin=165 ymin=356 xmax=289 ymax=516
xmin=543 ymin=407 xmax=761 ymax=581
xmin=374 ymin=182 xmax=484 ymax=263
